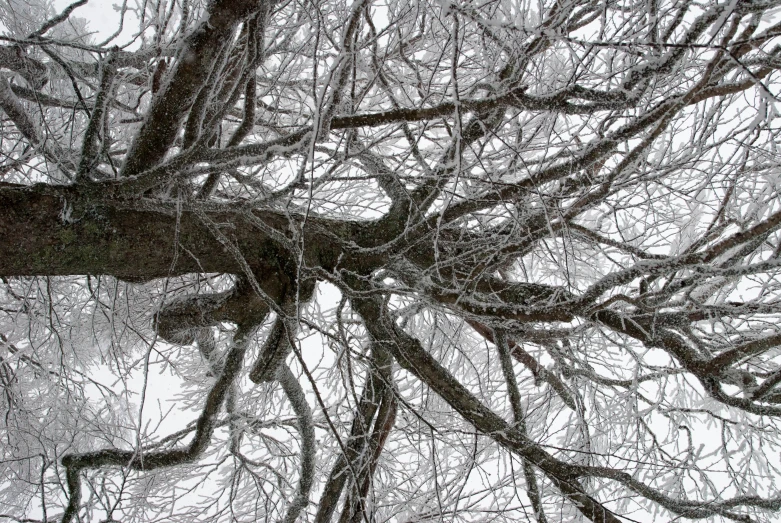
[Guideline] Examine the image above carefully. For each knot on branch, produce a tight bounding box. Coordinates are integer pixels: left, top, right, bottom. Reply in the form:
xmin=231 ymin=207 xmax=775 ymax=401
xmin=154 ymin=275 xmax=271 ymax=351
xmin=153 ymin=267 xmax=316 ymax=384
xmin=155 ymin=291 xmax=233 ymax=344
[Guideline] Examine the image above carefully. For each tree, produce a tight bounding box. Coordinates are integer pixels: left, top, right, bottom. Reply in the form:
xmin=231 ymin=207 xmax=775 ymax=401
xmin=1 ymin=0 xmax=781 ymax=521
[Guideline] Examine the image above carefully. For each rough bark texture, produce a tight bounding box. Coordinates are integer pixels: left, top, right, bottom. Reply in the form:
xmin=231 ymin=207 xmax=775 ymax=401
xmin=2 ymin=0 xmax=781 ymax=521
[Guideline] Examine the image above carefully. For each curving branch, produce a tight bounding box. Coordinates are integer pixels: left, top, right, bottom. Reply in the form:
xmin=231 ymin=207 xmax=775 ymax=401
xmin=0 ymin=46 xmax=48 ymax=89
xmin=28 ymin=0 xmax=89 ymax=39
xmin=276 ymin=364 xmax=316 ymax=523
xmin=60 ymin=324 xmax=257 ymax=523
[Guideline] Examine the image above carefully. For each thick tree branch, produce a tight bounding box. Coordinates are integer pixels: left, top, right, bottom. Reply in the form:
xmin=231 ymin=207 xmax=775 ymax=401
xmin=121 ymin=0 xmax=265 ymax=177
xmin=277 ymin=364 xmax=316 ymax=523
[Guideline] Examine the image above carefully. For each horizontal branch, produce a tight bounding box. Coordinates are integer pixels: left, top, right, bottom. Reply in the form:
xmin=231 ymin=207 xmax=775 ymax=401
xmin=0 ymin=183 xmax=343 ymax=281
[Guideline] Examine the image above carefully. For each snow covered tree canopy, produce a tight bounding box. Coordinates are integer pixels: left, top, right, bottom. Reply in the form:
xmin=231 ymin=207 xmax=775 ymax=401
xmin=2 ymin=0 xmax=781 ymax=521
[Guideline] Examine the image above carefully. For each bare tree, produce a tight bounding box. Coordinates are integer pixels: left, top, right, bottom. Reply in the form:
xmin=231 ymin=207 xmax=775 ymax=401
xmin=2 ymin=0 xmax=781 ymax=521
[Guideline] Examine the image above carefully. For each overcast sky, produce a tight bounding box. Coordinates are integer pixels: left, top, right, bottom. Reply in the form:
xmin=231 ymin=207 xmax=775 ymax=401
xmin=53 ymin=0 xmax=135 ymax=45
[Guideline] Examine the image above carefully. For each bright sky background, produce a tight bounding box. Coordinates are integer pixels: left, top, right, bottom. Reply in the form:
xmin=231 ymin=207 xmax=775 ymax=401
xmin=53 ymin=0 xmax=134 ymax=44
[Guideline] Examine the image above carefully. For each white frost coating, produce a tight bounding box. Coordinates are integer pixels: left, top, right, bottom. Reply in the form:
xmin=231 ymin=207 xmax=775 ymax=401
xmin=58 ymin=199 xmax=78 ymax=224
xmin=708 ymin=0 xmax=740 ymax=41
xmin=6 ymin=0 xmax=781 ymax=521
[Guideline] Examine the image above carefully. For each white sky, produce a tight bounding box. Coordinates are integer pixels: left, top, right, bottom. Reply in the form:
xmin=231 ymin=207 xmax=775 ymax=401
xmin=53 ymin=0 xmax=134 ymax=44
xmin=18 ymin=3 xmax=779 ymax=521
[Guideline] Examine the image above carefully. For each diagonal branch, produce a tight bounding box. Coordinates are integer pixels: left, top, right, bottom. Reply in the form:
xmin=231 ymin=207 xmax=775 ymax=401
xmin=467 ymin=320 xmax=577 ymax=412
xmin=121 ymin=0 xmax=265 ymax=177
xmin=349 ymin=292 xmax=619 ymax=523
xmin=495 ymin=330 xmax=548 ymax=523
xmin=28 ymin=0 xmax=89 ymax=39
xmin=0 ymin=76 xmax=74 ymax=175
